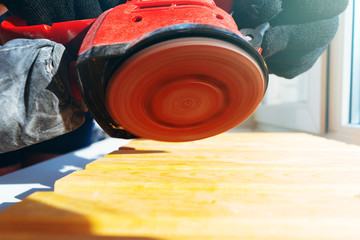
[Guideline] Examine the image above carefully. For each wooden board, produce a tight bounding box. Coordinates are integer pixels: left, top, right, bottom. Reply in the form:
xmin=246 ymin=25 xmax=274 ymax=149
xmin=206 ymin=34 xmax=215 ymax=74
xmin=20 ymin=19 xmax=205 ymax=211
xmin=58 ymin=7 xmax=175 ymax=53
xmin=1 ymin=132 xmax=360 ymax=239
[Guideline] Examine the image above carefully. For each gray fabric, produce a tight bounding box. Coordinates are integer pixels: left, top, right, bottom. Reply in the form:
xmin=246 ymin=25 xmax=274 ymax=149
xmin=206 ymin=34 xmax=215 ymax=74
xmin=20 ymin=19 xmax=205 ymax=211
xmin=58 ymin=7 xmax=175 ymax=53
xmin=0 ymin=38 xmax=86 ymax=154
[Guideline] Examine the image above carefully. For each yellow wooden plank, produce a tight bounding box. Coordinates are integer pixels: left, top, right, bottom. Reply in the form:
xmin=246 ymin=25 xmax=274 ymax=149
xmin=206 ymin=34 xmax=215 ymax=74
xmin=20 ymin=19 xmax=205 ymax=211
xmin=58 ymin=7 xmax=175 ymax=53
xmin=1 ymin=190 xmax=360 ymax=239
xmin=1 ymin=133 xmax=360 ymax=239
xmin=108 ymin=133 xmax=355 ymax=153
xmin=54 ymin=168 xmax=360 ymax=194
xmin=85 ymin=158 xmax=254 ymax=171
xmin=86 ymin=157 xmax=360 ymax=171
xmin=103 ymin=133 xmax=360 ymax=167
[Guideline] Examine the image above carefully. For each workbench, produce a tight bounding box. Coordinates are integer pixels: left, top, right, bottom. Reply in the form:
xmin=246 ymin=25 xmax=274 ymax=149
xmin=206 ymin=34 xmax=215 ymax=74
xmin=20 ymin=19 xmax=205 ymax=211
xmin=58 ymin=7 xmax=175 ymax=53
xmin=0 ymin=132 xmax=360 ymax=239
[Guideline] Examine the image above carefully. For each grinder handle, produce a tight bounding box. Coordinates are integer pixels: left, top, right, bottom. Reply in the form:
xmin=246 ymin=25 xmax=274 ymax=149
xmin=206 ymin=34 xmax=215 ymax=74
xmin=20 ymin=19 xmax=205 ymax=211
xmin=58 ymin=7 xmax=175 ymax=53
xmin=0 ymin=14 xmax=95 ymax=54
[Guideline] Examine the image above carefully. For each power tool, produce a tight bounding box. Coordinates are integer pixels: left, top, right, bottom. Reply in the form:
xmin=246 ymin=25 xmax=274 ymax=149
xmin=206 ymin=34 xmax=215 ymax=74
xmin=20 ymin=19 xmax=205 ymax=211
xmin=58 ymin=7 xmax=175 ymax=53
xmin=0 ymin=0 xmax=268 ymax=142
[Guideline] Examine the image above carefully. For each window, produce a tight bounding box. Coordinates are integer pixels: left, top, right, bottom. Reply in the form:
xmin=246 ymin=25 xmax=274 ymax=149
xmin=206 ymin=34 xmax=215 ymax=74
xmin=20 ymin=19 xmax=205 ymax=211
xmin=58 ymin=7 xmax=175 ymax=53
xmin=350 ymin=0 xmax=360 ymax=124
xmin=327 ymin=0 xmax=360 ymax=144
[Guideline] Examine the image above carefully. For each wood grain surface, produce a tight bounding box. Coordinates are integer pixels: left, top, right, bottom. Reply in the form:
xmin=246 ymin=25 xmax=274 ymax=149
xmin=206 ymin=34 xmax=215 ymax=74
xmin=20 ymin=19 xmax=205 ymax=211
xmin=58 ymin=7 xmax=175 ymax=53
xmin=1 ymin=132 xmax=360 ymax=239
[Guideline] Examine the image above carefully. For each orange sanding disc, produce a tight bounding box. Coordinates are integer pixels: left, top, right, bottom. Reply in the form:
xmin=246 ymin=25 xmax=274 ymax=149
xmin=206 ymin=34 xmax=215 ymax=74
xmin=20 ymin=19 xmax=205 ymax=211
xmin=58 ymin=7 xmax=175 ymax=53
xmin=106 ymin=37 xmax=266 ymax=142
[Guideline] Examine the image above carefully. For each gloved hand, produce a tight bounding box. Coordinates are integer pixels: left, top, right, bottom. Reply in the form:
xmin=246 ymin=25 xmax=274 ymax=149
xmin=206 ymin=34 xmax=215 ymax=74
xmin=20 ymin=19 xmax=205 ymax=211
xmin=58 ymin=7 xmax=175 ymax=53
xmin=0 ymin=0 xmax=125 ymax=25
xmin=232 ymin=0 xmax=349 ymax=78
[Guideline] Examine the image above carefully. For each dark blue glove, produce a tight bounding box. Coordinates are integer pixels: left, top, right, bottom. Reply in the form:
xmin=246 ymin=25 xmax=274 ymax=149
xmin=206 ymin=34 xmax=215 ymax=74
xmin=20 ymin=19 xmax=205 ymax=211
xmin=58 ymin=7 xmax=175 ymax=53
xmin=233 ymin=0 xmax=349 ymax=78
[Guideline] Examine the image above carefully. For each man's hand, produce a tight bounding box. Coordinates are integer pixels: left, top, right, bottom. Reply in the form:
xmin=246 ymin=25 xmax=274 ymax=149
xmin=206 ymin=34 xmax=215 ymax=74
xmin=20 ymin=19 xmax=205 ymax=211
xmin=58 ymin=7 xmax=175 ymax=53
xmin=0 ymin=0 xmax=125 ymax=25
xmin=233 ymin=0 xmax=349 ymax=78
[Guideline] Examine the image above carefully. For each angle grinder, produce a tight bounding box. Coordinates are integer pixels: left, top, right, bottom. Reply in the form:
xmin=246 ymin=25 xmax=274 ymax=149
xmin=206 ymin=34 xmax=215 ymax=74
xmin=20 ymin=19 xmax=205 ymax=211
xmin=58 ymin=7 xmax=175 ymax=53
xmin=0 ymin=0 xmax=268 ymax=142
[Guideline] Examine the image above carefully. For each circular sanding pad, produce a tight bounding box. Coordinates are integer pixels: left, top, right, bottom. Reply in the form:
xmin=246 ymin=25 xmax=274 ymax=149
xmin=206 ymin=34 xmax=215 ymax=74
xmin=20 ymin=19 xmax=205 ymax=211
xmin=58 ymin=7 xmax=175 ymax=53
xmin=106 ymin=37 xmax=266 ymax=142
